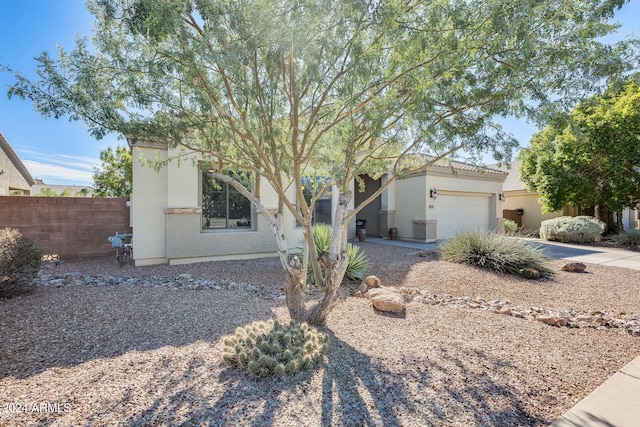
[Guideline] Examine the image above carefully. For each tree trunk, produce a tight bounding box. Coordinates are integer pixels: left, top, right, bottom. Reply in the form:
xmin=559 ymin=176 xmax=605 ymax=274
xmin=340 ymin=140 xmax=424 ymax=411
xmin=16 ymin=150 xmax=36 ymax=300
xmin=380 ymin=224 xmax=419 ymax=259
xmin=284 ymin=245 xmax=349 ymax=325
xmin=284 ymin=268 xmax=308 ymax=322
xmin=616 ymin=211 xmax=623 ymax=232
xmin=304 ymin=255 xmax=349 ymax=325
xmin=284 ymin=189 xmax=352 ymax=326
xmin=221 ymin=171 xmax=354 ymax=326
xmin=594 ymin=204 xmax=614 ymax=233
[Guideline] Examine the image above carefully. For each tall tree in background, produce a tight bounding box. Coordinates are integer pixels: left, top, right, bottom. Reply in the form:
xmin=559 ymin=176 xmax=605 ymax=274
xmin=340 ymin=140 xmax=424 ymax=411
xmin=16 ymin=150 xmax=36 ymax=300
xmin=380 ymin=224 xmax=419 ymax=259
xmin=92 ymin=146 xmax=132 ymax=197
xmin=4 ymin=0 xmax=638 ymax=324
xmin=520 ymin=76 xmax=640 ymax=229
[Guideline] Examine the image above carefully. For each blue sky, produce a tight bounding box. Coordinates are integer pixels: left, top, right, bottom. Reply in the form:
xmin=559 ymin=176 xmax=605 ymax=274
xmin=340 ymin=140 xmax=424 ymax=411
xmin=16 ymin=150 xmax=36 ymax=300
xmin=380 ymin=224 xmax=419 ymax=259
xmin=0 ymin=1 xmax=639 ymax=186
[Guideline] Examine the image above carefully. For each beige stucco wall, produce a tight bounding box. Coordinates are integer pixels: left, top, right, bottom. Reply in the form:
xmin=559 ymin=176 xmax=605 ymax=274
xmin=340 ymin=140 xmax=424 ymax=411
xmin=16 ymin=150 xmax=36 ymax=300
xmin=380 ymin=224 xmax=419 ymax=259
xmin=392 ymin=168 xmax=505 ymax=241
xmin=0 ymin=148 xmax=32 ymax=195
xmin=130 ymin=143 xmax=308 ymax=265
xmin=130 ymin=143 xmax=169 ymax=265
xmin=394 ymin=174 xmax=428 ymax=240
xmin=503 ymin=190 xmax=563 ymax=233
xmin=623 ymin=208 xmax=640 ymax=230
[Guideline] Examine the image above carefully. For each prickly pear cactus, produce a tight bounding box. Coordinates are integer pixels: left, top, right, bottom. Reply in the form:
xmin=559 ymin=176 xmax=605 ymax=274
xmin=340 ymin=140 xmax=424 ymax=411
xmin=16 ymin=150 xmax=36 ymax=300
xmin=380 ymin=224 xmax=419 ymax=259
xmin=222 ymin=319 xmax=328 ymax=377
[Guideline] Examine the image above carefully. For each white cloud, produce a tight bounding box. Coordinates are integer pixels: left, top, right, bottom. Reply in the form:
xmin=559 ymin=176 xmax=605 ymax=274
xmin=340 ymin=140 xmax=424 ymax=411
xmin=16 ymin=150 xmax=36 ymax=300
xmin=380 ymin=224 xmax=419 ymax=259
xmin=14 ymin=147 xmax=101 ymax=186
xmin=22 ymin=160 xmax=95 ymax=185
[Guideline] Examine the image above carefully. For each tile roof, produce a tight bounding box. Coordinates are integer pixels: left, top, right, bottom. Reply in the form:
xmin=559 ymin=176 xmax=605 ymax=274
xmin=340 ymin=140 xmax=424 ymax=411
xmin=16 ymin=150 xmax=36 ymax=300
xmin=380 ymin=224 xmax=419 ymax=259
xmin=418 ymin=154 xmax=508 ymax=176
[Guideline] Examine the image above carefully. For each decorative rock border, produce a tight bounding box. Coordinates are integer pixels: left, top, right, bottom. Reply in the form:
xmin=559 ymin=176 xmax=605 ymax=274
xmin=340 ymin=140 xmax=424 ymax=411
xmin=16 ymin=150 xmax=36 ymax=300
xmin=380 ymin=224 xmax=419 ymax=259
xmin=397 ymin=287 xmax=640 ymax=337
xmin=35 ymin=264 xmax=639 ymax=337
xmin=36 ymin=270 xmax=289 ymax=300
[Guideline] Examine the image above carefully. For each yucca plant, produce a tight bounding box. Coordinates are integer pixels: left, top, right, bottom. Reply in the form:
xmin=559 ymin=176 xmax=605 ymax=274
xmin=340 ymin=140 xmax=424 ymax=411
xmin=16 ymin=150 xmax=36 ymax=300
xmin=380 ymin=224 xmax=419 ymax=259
xmin=222 ymin=319 xmax=328 ymax=378
xmin=441 ymin=230 xmax=554 ymax=279
xmin=299 ymin=223 xmax=370 ymax=287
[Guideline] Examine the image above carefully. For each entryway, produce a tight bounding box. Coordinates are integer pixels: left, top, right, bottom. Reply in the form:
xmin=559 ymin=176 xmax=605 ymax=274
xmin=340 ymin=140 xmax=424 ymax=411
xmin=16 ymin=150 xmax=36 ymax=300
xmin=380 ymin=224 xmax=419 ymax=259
xmin=354 ymin=175 xmax=382 ymax=237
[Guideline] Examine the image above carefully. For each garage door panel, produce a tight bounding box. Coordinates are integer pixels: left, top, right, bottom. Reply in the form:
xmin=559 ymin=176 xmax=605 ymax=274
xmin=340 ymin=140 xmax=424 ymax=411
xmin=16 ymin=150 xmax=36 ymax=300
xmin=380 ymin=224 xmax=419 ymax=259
xmin=437 ymin=195 xmax=490 ymax=239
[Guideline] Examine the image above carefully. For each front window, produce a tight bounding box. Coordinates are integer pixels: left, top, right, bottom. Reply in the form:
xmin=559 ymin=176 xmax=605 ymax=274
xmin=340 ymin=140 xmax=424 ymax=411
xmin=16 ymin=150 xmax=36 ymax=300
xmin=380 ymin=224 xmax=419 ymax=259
xmin=298 ymin=177 xmax=332 ymax=226
xmin=202 ymin=170 xmax=252 ymax=230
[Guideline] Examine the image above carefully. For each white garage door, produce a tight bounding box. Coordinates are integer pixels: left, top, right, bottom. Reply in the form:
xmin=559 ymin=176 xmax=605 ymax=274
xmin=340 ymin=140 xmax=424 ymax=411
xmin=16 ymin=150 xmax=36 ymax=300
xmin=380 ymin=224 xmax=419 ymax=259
xmin=437 ymin=195 xmax=490 ymax=239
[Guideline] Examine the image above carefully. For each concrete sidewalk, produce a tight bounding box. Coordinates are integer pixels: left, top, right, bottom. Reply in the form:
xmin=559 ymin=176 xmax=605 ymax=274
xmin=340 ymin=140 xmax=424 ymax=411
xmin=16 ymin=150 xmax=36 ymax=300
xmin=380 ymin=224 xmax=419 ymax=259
xmin=550 ymin=356 xmax=640 ymax=427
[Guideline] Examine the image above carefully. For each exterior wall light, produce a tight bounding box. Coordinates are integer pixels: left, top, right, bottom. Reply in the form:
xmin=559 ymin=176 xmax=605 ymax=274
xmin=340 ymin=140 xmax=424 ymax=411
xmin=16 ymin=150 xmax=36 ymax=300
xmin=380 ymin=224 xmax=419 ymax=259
xmin=429 ymin=188 xmax=437 ymax=199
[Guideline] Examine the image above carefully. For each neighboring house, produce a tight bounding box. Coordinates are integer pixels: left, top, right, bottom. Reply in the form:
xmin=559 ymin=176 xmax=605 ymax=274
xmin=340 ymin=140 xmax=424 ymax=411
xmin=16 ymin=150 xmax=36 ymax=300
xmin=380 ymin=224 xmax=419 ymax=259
xmin=491 ymin=160 xmax=564 ymax=233
xmin=0 ymin=132 xmax=35 ymax=195
xmin=130 ymin=140 xmax=508 ymax=266
xmin=31 ymin=179 xmax=94 ymax=197
xmin=494 ymin=160 xmax=639 ymax=232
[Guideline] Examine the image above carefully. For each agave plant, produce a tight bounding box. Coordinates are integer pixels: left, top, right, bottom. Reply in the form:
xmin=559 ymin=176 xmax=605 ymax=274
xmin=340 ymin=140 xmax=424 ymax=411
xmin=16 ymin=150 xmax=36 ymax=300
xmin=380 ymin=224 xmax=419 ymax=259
xmin=300 ymin=223 xmax=370 ymax=287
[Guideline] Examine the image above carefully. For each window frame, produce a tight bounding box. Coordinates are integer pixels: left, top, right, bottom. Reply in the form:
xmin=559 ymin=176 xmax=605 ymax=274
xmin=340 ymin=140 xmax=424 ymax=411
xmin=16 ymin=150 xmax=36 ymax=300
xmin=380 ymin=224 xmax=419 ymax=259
xmin=296 ymin=177 xmax=333 ymax=227
xmin=200 ymin=169 xmax=255 ymax=232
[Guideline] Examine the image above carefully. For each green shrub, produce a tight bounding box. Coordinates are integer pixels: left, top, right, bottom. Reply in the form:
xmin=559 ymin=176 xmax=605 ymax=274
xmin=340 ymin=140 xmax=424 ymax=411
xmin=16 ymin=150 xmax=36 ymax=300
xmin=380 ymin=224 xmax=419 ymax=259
xmin=504 ymin=219 xmax=518 ymax=235
xmin=0 ymin=228 xmax=43 ymax=298
xmin=222 ymin=319 xmax=328 ymax=377
xmin=539 ymin=216 xmax=605 ymax=243
xmin=613 ymin=229 xmax=640 ymax=247
xmin=440 ymin=230 xmax=553 ymax=279
xmin=300 ymin=223 xmax=370 ymax=286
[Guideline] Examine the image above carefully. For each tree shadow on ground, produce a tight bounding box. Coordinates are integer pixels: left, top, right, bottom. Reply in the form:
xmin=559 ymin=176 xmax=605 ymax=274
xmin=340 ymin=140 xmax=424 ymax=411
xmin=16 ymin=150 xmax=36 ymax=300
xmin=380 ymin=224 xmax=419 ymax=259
xmin=0 ymin=286 xmax=277 ymax=379
xmin=319 ymin=332 xmax=550 ymax=426
xmin=105 ymin=329 xmax=550 ymax=426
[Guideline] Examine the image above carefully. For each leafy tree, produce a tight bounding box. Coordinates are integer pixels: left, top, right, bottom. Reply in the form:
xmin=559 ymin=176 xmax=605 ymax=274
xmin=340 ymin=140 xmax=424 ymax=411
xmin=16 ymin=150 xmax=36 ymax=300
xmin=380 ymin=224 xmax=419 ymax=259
xmin=92 ymin=145 xmax=132 ymax=197
xmin=36 ymin=187 xmax=58 ymax=197
xmin=520 ymin=76 xmax=640 ymax=228
xmin=4 ymin=0 xmax=638 ymax=324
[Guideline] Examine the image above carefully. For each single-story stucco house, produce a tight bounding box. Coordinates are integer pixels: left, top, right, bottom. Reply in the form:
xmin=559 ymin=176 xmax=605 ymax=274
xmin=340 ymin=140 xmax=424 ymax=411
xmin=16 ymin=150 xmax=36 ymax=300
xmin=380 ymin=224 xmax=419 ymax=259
xmin=0 ymin=132 xmax=34 ymax=196
xmin=129 ymin=141 xmax=507 ymax=266
xmin=494 ymin=160 xmax=639 ymax=233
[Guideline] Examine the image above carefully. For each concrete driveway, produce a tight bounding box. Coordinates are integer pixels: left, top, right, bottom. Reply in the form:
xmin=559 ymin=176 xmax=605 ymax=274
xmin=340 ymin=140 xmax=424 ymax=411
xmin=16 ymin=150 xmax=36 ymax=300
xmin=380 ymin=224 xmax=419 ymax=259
xmin=365 ymin=237 xmax=640 ymax=270
xmin=525 ymin=238 xmax=640 ymax=270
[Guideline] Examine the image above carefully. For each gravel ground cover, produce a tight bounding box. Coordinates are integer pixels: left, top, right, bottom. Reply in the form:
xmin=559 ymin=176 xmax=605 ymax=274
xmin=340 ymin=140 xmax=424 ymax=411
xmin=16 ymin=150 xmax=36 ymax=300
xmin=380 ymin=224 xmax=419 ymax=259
xmin=1 ymin=242 xmax=639 ymax=426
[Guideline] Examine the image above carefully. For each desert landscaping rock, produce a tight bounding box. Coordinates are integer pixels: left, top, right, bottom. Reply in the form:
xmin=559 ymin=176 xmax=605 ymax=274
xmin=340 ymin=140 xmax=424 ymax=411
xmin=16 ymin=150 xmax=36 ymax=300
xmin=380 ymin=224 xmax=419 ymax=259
xmin=358 ymin=282 xmax=368 ymax=294
xmin=363 ymin=275 xmax=381 ymax=288
xmin=561 ymin=262 xmax=587 ymax=272
xmin=398 ymin=288 xmax=640 ymax=337
xmin=519 ymin=267 xmax=541 ymax=279
xmin=37 ymin=271 xmax=277 ymax=299
xmin=41 ymin=265 xmax=639 ymax=335
xmin=366 ymin=287 xmax=406 ymax=313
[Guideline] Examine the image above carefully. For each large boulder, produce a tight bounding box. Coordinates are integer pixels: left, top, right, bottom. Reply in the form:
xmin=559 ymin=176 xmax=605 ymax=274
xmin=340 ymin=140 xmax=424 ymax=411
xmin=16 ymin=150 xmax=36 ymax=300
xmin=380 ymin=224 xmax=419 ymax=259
xmin=367 ymin=287 xmax=406 ymax=313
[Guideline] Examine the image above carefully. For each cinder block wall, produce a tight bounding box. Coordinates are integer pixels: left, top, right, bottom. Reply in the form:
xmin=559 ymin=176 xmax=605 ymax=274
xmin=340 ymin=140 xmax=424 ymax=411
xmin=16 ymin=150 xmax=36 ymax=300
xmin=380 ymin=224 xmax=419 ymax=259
xmin=0 ymin=196 xmax=131 ymax=259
